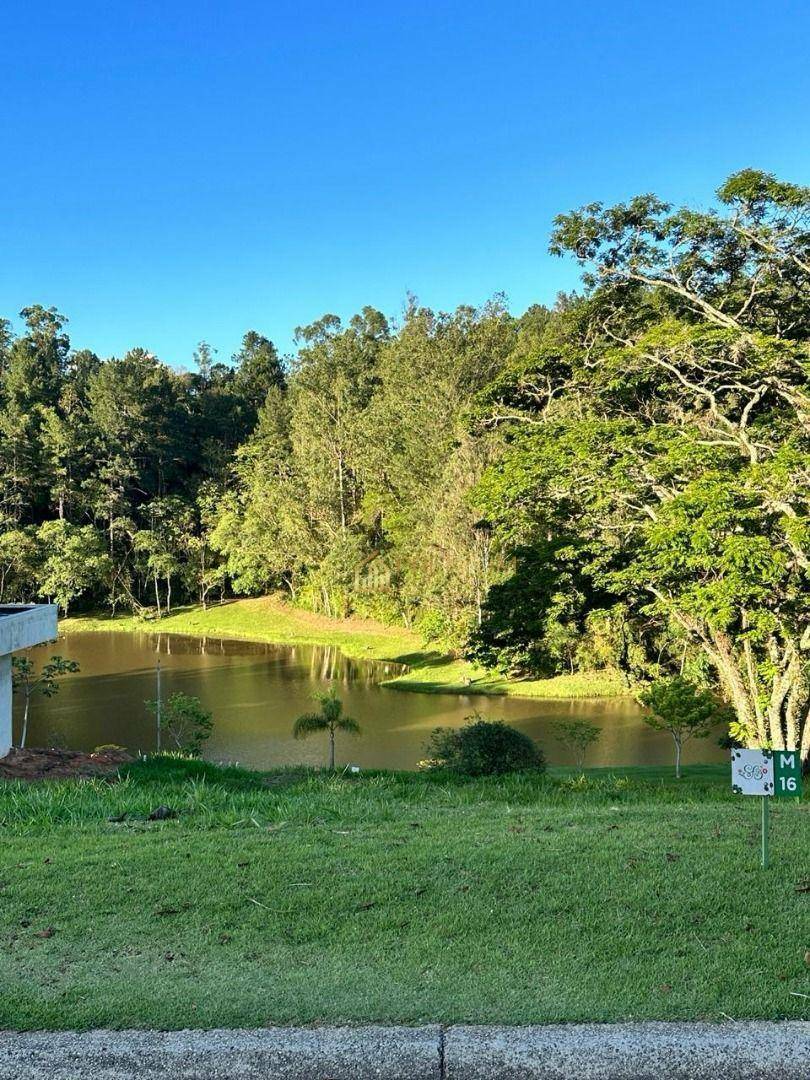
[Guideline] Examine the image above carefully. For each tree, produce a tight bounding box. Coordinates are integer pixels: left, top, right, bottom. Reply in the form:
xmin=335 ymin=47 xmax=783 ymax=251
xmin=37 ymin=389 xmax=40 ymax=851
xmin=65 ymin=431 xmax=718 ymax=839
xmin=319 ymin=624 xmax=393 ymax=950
xmin=0 ymin=526 xmax=36 ymax=603
xmin=293 ymin=689 xmax=360 ymax=769
xmin=35 ymin=520 xmax=108 ymax=614
xmin=640 ymin=677 xmax=730 ymax=778
xmin=480 ymin=170 xmax=810 ymax=760
xmin=133 ymin=497 xmax=195 ymax=616
xmin=358 ymin=300 xmax=514 ymax=639
xmin=291 ymin=308 xmax=387 ymax=554
xmin=147 ymin=692 xmax=213 ymax=756
xmin=233 ymin=330 xmax=285 ymax=422
xmin=211 ymin=387 xmax=311 ymax=598
xmin=552 ymin=719 xmax=602 ymax=769
xmin=11 ymin=654 xmax=80 ymax=749
xmin=191 ymin=482 xmax=227 ymax=608
xmin=0 ymin=306 xmax=70 ymax=526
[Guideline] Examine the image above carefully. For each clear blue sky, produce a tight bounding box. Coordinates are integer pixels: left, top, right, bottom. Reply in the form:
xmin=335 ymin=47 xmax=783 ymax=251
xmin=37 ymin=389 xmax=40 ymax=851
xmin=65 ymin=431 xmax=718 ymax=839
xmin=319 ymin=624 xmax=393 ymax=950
xmin=2 ymin=0 xmax=808 ymax=366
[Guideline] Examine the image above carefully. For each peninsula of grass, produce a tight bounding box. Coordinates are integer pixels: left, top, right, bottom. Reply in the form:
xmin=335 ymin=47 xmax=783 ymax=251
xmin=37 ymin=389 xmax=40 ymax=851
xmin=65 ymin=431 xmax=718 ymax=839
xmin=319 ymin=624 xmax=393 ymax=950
xmin=60 ymin=597 xmax=630 ymax=700
xmin=0 ymin=756 xmax=807 ymax=1029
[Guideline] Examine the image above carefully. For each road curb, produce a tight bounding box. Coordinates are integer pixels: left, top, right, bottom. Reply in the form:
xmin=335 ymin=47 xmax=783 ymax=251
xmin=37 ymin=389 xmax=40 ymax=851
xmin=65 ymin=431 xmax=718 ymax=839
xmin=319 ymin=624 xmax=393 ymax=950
xmin=0 ymin=1027 xmax=442 ymax=1080
xmin=0 ymin=1022 xmax=807 ymax=1079
xmin=445 ymin=1022 xmax=810 ymax=1079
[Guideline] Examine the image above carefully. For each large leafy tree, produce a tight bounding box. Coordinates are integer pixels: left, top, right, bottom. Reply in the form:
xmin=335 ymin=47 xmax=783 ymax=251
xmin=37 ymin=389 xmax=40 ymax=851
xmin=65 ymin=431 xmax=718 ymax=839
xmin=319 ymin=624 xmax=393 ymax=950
xmin=358 ymin=299 xmax=515 ymax=638
xmin=0 ymin=307 xmax=70 ymax=524
xmin=480 ymin=170 xmax=810 ymax=758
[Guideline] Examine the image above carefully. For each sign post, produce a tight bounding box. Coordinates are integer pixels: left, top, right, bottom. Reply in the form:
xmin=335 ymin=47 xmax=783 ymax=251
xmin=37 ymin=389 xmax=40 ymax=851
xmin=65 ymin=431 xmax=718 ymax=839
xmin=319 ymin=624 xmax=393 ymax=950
xmin=731 ymin=749 xmax=802 ymax=868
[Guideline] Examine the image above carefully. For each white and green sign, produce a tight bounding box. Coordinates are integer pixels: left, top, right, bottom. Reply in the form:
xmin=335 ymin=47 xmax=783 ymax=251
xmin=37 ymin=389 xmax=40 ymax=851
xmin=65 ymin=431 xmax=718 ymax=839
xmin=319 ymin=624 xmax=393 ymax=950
xmin=731 ymin=748 xmax=802 ymax=868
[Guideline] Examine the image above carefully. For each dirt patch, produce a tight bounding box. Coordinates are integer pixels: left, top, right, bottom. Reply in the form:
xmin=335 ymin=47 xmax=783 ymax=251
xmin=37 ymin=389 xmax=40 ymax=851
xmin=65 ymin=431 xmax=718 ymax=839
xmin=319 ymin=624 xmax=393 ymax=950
xmin=0 ymin=747 xmax=133 ymax=781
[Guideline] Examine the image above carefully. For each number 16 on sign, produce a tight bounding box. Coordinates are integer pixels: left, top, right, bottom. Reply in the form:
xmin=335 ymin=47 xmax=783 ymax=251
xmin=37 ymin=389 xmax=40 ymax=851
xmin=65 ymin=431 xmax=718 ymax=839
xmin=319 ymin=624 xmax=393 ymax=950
xmin=731 ymin=749 xmax=803 ymax=868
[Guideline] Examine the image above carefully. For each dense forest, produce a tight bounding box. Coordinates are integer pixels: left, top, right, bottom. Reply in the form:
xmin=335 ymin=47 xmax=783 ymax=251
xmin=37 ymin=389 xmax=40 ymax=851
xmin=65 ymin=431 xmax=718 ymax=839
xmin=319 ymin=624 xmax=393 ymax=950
xmin=2 ymin=169 xmax=808 ymax=757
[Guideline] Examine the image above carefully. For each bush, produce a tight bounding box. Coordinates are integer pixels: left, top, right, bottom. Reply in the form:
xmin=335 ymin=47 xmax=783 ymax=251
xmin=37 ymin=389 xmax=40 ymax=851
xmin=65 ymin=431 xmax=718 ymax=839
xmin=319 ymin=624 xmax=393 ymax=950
xmin=424 ymin=716 xmax=545 ymax=777
xmin=146 ymin=692 xmax=213 ymax=757
xmin=552 ymin=719 xmax=602 ymax=768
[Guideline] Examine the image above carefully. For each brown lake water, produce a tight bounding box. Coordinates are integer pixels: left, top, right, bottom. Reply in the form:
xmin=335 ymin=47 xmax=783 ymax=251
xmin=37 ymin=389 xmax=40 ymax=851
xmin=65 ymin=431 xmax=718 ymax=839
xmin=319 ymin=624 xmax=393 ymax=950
xmin=18 ymin=632 xmax=727 ymax=770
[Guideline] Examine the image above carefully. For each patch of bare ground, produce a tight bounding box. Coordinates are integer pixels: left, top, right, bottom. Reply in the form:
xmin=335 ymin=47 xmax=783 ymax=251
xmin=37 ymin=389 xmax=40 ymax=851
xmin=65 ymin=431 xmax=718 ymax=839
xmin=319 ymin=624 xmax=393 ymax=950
xmin=0 ymin=747 xmax=132 ymax=781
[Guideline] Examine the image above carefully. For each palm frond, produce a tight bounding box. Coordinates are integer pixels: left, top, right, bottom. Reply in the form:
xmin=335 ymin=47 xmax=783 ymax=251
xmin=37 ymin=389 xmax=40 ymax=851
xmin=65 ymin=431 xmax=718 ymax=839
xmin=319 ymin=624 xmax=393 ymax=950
xmin=313 ymin=689 xmax=343 ymax=723
xmin=293 ymin=712 xmax=328 ymax=739
xmin=338 ymin=716 xmax=361 ymax=735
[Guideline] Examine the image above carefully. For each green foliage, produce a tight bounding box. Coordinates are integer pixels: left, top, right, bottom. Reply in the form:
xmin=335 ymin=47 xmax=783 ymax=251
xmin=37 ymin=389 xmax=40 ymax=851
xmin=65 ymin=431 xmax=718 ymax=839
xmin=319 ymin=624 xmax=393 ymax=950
xmin=640 ymin=678 xmax=729 ymax=736
xmin=640 ymin=677 xmax=732 ymax=778
xmin=424 ymin=716 xmax=545 ymax=776
xmin=293 ymin=688 xmax=360 ymax=769
xmin=34 ymin=520 xmax=109 ymax=615
xmin=552 ymin=719 xmax=602 ymax=768
xmin=478 ymin=169 xmax=810 ymax=760
xmin=11 ymin=653 xmax=80 ymax=748
xmin=147 ymin=693 xmax=213 ymax=757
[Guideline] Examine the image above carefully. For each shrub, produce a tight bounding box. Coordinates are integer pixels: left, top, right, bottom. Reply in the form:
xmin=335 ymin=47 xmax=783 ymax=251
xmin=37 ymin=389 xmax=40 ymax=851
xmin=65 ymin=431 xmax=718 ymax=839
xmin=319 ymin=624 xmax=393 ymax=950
xmin=424 ymin=716 xmax=545 ymax=777
xmin=147 ymin=692 xmax=213 ymax=757
xmin=552 ymin=719 xmax=602 ymax=768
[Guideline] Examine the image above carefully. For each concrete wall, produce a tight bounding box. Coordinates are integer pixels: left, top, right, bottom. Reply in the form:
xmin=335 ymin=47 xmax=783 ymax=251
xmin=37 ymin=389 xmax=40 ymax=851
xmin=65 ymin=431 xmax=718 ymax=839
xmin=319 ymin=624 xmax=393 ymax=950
xmin=0 ymin=605 xmax=58 ymax=654
xmin=0 ymin=654 xmax=10 ymax=758
xmin=0 ymin=605 xmax=58 ymax=757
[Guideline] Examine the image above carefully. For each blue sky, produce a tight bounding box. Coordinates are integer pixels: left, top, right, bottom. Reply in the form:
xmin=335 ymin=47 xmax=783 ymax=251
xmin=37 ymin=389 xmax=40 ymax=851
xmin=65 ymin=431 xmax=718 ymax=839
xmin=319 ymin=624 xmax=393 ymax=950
xmin=2 ymin=0 xmax=808 ymax=366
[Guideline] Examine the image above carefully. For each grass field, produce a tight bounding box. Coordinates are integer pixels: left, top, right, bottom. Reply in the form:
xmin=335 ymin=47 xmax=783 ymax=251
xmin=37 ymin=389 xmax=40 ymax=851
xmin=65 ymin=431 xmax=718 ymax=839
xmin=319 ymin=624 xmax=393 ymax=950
xmin=60 ymin=598 xmax=630 ymax=700
xmin=0 ymin=757 xmax=807 ymax=1029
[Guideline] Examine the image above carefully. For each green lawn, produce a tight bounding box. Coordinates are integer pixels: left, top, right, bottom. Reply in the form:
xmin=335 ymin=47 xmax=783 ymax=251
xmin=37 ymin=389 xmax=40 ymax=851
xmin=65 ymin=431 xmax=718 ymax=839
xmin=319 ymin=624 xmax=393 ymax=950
xmin=60 ymin=597 xmax=421 ymax=666
xmin=385 ymin=657 xmax=629 ymax=698
xmin=0 ymin=758 xmax=807 ymax=1029
xmin=60 ymin=597 xmax=630 ymax=700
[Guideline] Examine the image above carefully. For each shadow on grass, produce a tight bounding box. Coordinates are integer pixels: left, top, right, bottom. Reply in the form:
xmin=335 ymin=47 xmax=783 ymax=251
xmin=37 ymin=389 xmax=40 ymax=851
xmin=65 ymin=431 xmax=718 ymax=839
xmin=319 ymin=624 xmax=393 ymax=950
xmin=387 ymin=650 xmax=450 ymax=668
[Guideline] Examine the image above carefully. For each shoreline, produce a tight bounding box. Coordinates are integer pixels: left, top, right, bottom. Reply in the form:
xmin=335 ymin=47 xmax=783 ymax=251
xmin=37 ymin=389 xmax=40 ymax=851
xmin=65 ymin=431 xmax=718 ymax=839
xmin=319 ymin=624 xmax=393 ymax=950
xmin=59 ymin=597 xmax=632 ymax=701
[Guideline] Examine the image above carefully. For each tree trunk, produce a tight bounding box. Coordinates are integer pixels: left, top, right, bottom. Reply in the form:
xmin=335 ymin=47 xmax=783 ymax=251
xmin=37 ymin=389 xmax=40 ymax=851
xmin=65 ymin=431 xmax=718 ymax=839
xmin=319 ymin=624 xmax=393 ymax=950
xmin=667 ymin=601 xmax=809 ymax=761
xmin=329 ymin=727 xmax=335 ymax=770
xmin=673 ymin=733 xmax=682 ymax=779
xmin=338 ymin=450 xmax=346 ymax=533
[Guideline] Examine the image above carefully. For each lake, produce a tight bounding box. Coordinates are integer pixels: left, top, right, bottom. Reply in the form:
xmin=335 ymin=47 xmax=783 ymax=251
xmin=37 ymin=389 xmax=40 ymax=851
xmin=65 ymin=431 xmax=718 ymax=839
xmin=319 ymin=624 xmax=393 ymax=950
xmin=17 ymin=631 xmax=726 ymax=770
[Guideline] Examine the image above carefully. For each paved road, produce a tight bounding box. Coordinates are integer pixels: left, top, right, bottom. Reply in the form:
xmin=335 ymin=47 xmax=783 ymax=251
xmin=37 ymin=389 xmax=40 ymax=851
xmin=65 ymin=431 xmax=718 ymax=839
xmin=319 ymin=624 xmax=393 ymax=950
xmin=0 ymin=1022 xmax=807 ymax=1079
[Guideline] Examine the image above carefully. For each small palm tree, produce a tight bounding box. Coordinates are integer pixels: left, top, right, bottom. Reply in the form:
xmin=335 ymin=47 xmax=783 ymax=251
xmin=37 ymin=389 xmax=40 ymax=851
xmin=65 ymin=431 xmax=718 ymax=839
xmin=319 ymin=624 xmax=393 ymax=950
xmin=293 ymin=689 xmax=360 ymax=770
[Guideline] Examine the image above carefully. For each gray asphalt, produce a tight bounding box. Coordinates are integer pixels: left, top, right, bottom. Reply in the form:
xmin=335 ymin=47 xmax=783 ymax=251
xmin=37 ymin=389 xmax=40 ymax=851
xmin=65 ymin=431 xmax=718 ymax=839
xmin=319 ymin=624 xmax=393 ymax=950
xmin=0 ymin=1022 xmax=806 ymax=1079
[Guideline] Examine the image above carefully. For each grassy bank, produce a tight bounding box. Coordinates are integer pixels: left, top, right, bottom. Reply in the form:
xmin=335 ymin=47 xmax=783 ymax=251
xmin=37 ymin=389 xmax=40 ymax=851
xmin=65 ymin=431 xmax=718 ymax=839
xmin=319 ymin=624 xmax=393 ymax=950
xmin=60 ymin=597 xmax=421 ymax=666
xmin=60 ymin=598 xmax=630 ymax=700
xmin=385 ymin=657 xmax=629 ymax=698
xmin=0 ymin=757 xmax=807 ymax=1029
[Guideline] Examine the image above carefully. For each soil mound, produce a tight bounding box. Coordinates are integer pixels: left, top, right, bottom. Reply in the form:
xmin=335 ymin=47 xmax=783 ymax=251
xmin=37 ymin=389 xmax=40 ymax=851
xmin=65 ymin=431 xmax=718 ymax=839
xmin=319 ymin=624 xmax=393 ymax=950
xmin=0 ymin=746 xmax=132 ymax=781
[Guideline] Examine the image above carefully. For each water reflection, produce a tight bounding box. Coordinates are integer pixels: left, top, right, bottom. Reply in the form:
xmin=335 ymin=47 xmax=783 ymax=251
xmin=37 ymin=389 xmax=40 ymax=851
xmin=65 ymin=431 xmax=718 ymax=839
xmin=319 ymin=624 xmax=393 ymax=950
xmin=18 ymin=632 xmax=726 ymax=771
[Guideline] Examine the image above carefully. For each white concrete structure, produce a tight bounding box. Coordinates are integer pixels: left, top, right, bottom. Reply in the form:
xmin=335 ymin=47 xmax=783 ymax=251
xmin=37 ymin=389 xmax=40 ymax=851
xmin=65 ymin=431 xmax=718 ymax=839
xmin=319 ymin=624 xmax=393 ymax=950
xmin=0 ymin=604 xmax=58 ymax=757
